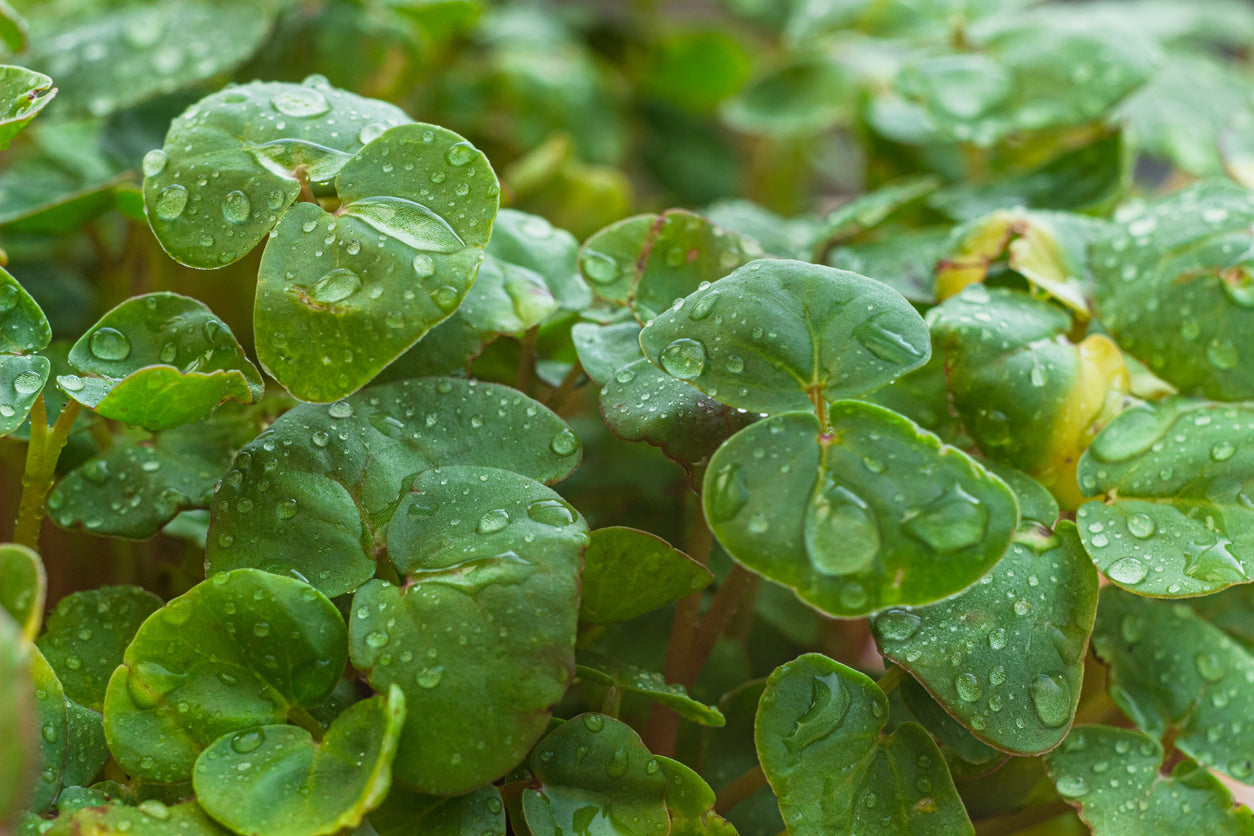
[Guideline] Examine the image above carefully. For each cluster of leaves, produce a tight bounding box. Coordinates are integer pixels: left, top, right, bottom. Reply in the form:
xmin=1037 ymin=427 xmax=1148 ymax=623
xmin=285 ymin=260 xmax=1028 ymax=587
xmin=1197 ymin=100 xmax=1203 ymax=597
xmin=2 ymin=0 xmax=1254 ymax=835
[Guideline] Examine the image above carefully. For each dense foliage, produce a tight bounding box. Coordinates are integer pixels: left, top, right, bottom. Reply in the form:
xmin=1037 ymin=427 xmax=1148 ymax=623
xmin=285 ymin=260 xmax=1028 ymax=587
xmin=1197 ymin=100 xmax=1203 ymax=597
xmin=3 ymin=0 xmax=1254 ymax=834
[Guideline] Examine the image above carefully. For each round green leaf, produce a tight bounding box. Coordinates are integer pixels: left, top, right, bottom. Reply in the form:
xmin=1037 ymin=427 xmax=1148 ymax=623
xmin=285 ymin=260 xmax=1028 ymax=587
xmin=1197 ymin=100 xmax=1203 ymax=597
xmin=572 ymin=318 xmax=643 ymax=385
xmin=578 ymin=214 xmax=655 ymax=306
xmin=44 ymin=800 xmax=233 ymax=836
xmin=0 ymin=265 xmax=52 ymax=436
xmin=640 ymin=259 xmax=931 ymax=414
xmin=0 ymin=65 xmax=54 ymax=149
xmin=704 ymin=404 xmax=1018 ymax=617
xmin=456 ymin=252 xmax=560 ymax=338
xmin=144 ymin=76 xmax=411 ymax=269
xmin=102 ymin=569 xmax=347 ymax=783
xmin=487 ymin=208 xmax=589 ymax=312
xmin=29 ymin=646 xmax=108 ymax=812
xmin=0 ymin=610 xmax=37 ymax=823
xmin=207 ymin=377 xmax=581 ymax=597
xmin=350 ymin=466 xmax=586 ymax=795
xmin=871 ymin=522 xmax=1098 ymax=754
xmin=1091 ymin=587 xmax=1254 ymax=784
xmin=522 ymin=714 xmax=669 ymax=836
xmin=576 ymin=651 xmax=724 ymax=726
xmin=370 ymin=785 xmax=506 ymax=836
xmin=755 ymin=653 xmax=973 ymax=836
xmin=36 ymin=586 xmax=162 ymax=712
xmin=1076 ymin=399 xmax=1254 ymax=596
xmin=63 ymin=293 xmax=262 ymax=431
xmin=579 ymin=526 xmax=713 ymax=624
xmin=0 ymin=543 xmax=44 ymax=641
xmin=195 ymin=687 xmax=405 ymax=836
xmin=0 ymin=354 xmax=50 ymax=437
xmin=254 ymin=122 xmax=499 ymax=402
xmin=1091 ymin=179 xmax=1254 ymax=401
xmin=1046 ymin=726 xmax=1254 ymax=835
xmin=828 ymin=227 xmax=950 ymax=306
xmin=656 ymin=756 xmax=739 ymax=835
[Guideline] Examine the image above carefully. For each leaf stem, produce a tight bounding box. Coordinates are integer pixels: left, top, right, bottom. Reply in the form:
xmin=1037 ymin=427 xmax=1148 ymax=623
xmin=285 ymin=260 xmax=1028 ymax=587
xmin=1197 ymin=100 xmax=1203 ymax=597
xmin=810 ymin=386 xmax=829 ymax=431
xmin=877 ymin=665 xmax=905 ymax=695
xmin=602 ymin=684 xmax=623 ymax=719
xmin=544 ymin=361 xmax=584 ymax=412
xmin=288 ymin=704 xmax=325 ymax=741
xmin=685 ymin=564 xmax=760 ymax=688
xmin=13 ymin=397 xmax=82 ymax=549
xmin=714 ymin=764 xmax=767 ymax=815
xmin=516 ymin=327 xmax=538 ymax=396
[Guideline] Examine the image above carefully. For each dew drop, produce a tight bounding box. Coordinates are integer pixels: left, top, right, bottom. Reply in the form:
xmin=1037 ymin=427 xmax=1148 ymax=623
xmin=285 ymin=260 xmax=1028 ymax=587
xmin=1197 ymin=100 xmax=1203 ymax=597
xmin=221 ymin=190 xmax=250 ymax=224
xmin=527 ymin=498 xmax=576 ymax=527
xmin=445 ymin=142 xmax=477 ymax=167
xmin=328 ymin=401 xmax=354 ymax=419
xmin=276 ymin=497 xmax=298 ymax=519
xmin=477 ymin=508 xmax=510 ymax=534
xmin=412 ymin=254 xmax=436 ymax=278
xmin=689 ymin=292 xmax=719 ymax=320
xmin=272 ymin=88 xmax=330 ymax=117
xmin=1126 ymin=513 xmax=1155 ymax=539
xmin=1027 ymin=672 xmax=1071 ymax=727
xmin=12 ymin=371 xmax=42 ymax=395
xmin=431 ymin=285 xmax=460 ymax=312
xmin=89 ymin=327 xmax=131 ymax=361
xmin=954 ymin=672 xmax=983 ymax=702
xmin=875 ymin=609 xmax=922 ymax=641
xmin=580 ymin=251 xmax=619 ymax=285
xmin=1106 ymin=556 xmax=1148 ymax=585
xmin=659 ymin=338 xmax=706 ymax=380
xmin=154 ymin=184 xmax=188 ymax=220
xmin=806 ymin=479 xmax=879 ymax=576
xmin=415 ymin=665 xmax=445 ymax=688
xmin=550 ymin=428 xmax=579 ymax=456
xmin=365 ymin=630 xmax=390 ymax=649
xmin=230 ymin=729 xmax=264 ymax=754
xmin=583 ymin=714 xmax=605 ymax=732
xmin=903 ymin=486 xmax=987 ymax=552
xmin=142 ymin=149 xmax=167 ymax=177
xmin=310 ymin=268 xmax=363 ymax=304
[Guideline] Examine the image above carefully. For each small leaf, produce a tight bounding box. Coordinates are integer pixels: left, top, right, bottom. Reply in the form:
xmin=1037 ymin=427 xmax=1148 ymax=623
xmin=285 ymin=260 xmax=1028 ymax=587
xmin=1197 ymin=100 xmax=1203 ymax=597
xmin=704 ymin=404 xmax=1017 ymax=617
xmin=576 ymin=652 xmax=725 ymax=726
xmin=656 ymin=756 xmax=739 ymax=835
xmin=640 ymin=259 xmax=930 ymax=415
xmin=29 ymin=646 xmax=108 ymax=812
xmin=208 ymin=378 xmax=580 ymax=598
xmin=370 ymin=785 xmax=506 ymax=836
xmin=64 ymin=293 xmax=262 ymax=431
xmin=350 ymin=466 xmax=586 ymax=795
xmin=1076 ymin=399 xmax=1254 ymax=596
xmin=572 ymin=318 xmax=644 ymax=385
xmin=828 ymin=227 xmax=949 ymax=305
xmin=814 ymin=176 xmax=939 ymax=252
xmin=522 ymin=714 xmax=669 ymax=836
xmin=0 ymin=610 xmax=37 ymax=822
xmin=194 ymin=687 xmax=405 ymax=836
xmin=102 ymin=569 xmax=347 ymax=783
xmin=0 ymin=66 xmax=55 ymax=149
xmin=1046 ymin=726 xmax=1254 ymax=835
xmin=579 ymin=526 xmax=712 ymax=624
xmin=0 ymin=543 xmax=44 ymax=641
xmin=487 ymin=208 xmax=590 ymax=312
xmin=43 ymin=800 xmax=232 ymax=836
xmin=1091 ymin=587 xmax=1254 ymax=784
xmin=871 ymin=522 xmax=1097 ymax=754
xmin=36 ymin=586 xmax=162 ymax=712
xmin=756 ymin=653 xmax=973 ymax=836
xmin=0 ymin=266 xmax=52 ymax=436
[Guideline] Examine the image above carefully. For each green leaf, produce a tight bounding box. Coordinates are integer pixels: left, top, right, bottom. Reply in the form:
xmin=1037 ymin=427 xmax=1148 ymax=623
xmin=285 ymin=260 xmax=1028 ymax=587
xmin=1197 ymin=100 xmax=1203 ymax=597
xmin=572 ymin=318 xmax=644 ymax=385
xmin=1076 ymin=399 xmax=1254 ymax=596
xmin=143 ymin=76 xmax=412 ymax=270
xmin=29 ymin=646 xmax=108 ymax=812
xmin=1091 ymin=587 xmax=1254 ymax=784
xmin=0 ymin=266 xmax=52 ymax=436
xmin=756 ymin=653 xmax=973 ymax=836
xmin=455 ymin=251 xmax=559 ymax=338
xmin=522 ymin=714 xmax=669 ymax=836
xmin=349 ymin=465 xmax=586 ymax=795
xmin=254 ymin=122 xmax=499 ymax=402
xmin=487 ymin=208 xmax=590 ymax=312
xmin=0 ymin=610 xmax=37 ymax=824
xmin=102 ymin=569 xmax=347 ymax=783
xmin=1046 ymin=726 xmax=1254 ymax=835
xmin=207 ymin=377 xmax=580 ymax=598
xmin=859 ymin=353 xmax=961 ymax=444
xmin=0 ymin=2 xmax=27 ymax=53
xmin=49 ymin=407 xmax=259 ymax=539
xmin=579 ymin=526 xmax=712 ymax=624
xmin=194 ymin=687 xmax=405 ymax=836
xmin=705 ymin=199 xmax=820 ymax=261
xmin=814 ymin=176 xmax=940 ymax=252
xmin=656 ymin=756 xmax=739 ymax=835
xmin=370 ymin=785 xmax=506 ymax=836
xmin=980 ymin=460 xmax=1060 ymax=528
xmin=576 ymin=652 xmax=725 ymax=726
xmin=0 ymin=543 xmax=44 ymax=641
xmin=704 ymin=404 xmax=1018 ymax=617
xmin=43 ymin=801 xmax=233 ymax=836
xmin=640 ymin=259 xmax=930 ymax=415
xmin=703 ymin=680 xmax=784 ymax=835
xmin=1091 ymin=179 xmax=1254 ymax=400
xmin=871 ymin=522 xmax=1098 ymax=754
xmin=723 ymin=55 xmax=854 ymax=137
xmin=36 ymin=586 xmax=162 ymax=712
xmin=601 ymin=358 xmax=756 ymax=485
xmin=827 ymin=227 xmax=949 ymax=306
xmin=0 ymin=66 xmax=54 ymax=149
xmin=62 ymin=293 xmax=262 ymax=431
xmin=896 ymin=677 xmax=1001 ymax=773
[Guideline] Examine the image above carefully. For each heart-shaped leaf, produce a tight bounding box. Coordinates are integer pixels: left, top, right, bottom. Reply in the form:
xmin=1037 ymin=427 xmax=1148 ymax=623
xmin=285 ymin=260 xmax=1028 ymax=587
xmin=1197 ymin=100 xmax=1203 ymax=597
xmin=29 ymin=646 xmax=108 ymax=812
xmin=756 ymin=653 xmax=973 ymax=836
xmin=1091 ymin=179 xmax=1254 ymax=401
xmin=704 ymin=404 xmax=1018 ymax=617
xmin=194 ymin=686 xmax=405 ymax=836
xmin=36 ymin=586 xmax=162 ymax=712
xmin=522 ymin=714 xmax=670 ymax=836
xmin=579 ymin=526 xmax=712 ymax=624
xmin=207 ymin=377 xmax=580 ymax=597
xmin=43 ymin=800 xmax=232 ymax=836
xmin=61 ymin=293 xmax=262 ymax=432
xmin=0 ymin=610 xmax=36 ymax=821
xmin=102 ymin=569 xmax=347 ymax=783
xmin=370 ymin=785 xmax=507 ymax=836
xmin=349 ymin=465 xmax=586 ymax=795
xmin=1091 ymin=587 xmax=1254 ymax=784
xmin=0 ymin=266 xmax=51 ymax=436
xmin=1076 ymin=399 xmax=1254 ymax=596
xmin=871 ymin=522 xmax=1097 ymax=754
xmin=0 ymin=66 xmax=54 ymax=149
xmin=0 ymin=543 xmax=44 ymax=641
xmin=254 ymin=122 xmax=499 ymax=402
xmin=143 ymin=76 xmax=411 ymax=269
xmin=1046 ymin=725 xmax=1254 ymax=834
xmin=640 ymin=259 xmax=930 ymax=415
xmin=49 ymin=407 xmax=259 ymax=539
xmin=576 ymin=652 xmax=725 ymax=726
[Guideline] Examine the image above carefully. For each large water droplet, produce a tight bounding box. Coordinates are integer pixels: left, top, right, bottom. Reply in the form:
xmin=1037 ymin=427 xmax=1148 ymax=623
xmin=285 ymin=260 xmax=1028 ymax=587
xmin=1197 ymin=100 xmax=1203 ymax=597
xmin=1106 ymin=556 xmax=1147 ymax=585
xmin=1028 ymin=672 xmax=1071 ymax=727
xmin=875 ymin=609 xmax=922 ymax=642
xmin=230 ymin=729 xmax=264 ymax=754
xmin=415 ymin=665 xmax=445 ymax=688
xmin=142 ymin=149 xmax=167 ymax=177
xmin=805 ymin=479 xmax=879 ymax=576
xmin=689 ymin=292 xmax=719 ymax=321
xmin=580 ymin=250 xmax=619 ymax=285
xmin=348 ymin=197 xmax=464 ymax=253
xmin=854 ymin=314 xmax=926 ymax=365
xmin=659 ymin=338 xmax=706 ymax=380
xmin=13 ymin=371 xmax=42 ymax=395
xmin=310 ymin=268 xmax=363 ymax=304
xmin=784 ymin=672 xmax=850 ymax=754
xmin=222 ymin=190 xmax=251 ymax=224
xmin=954 ymin=672 xmax=983 ymax=702
xmin=904 ymin=486 xmax=987 ymax=552
xmin=1055 ymin=774 xmax=1089 ymax=798
xmin=1089 ymin=407 xmax=1174 ymax=463
xmin=1183 ymin=537 xmax=1247 ymax=584
xmin=550 ymin=428 xmax=579 ymax=456
xmin=276 ymin=497 xmax=298 ymax=520
xmin=707 ymin=464 xmax=749 ymax=522
xmin=412 ymin=254 xmax=435 ymax=278
xmin=1194 ymin=652 xmax=1225 ymax=682
xmin=89 ymin=327 xmax=131 ymax=361
xmin=527 ymin=498 xmax=576 ymax=527
xmin=605 ymin=747 xmax=629 ymax=778
xmin=583 ymin=714 xmax=605 ymax=733
xmin=477 ymin=508 xmax=510 ymax=534
xmin=1207 ymin=339 xmax=1239 ymax=370
xmin=154 ymin=184 xmax=188 ymax=220
xmin=272 ymin=88 xmax=330 ymax=117
xmin=431 ymin=285 xmax=459 ymax=312
xmin=1126 ymin=513 xmax=1155 ymax=539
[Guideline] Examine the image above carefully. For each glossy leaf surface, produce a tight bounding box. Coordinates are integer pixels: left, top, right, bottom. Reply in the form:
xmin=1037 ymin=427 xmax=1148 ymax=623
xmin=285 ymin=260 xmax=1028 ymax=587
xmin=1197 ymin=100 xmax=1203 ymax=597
xmin=871 ymin=523 xmax=1097 ymax=754
xmin=0 ymin=66 xmax=54 ymax=149
xmin=103 ymin=569 xmax=347 ymax=783
xmin=0 ymin=610 xmax=35 ymax=822
xmin=579 ymin=526 xmax=712 ymax=624
xmin=756 ymin=654 xmax=973 ymax=836
xmin=640 ymin=259 xmax=930 ymax=414
xmin=0 ymin=543 xmax=43 ymax=641
xmin=704 ymin=405 xmax=1017 ymax=617
xmin=576 ymin=652 xmax=725 ymax=726
xmin=657 ymin=756 xmax=739 ymax=835
xmin=29 ymin=647 xmax=108 ymax=812
xmin=370 ymin=785 xmax=506 ymax=836
xmin=44 ymin=801 xmax=232 ymax=836
xmin=0 ymin=267 xmax=52 ymax=436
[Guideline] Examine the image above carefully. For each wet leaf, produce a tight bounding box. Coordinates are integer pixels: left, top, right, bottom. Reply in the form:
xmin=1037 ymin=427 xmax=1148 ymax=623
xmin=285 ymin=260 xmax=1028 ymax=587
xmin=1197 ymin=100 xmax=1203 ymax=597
xmin=29 ymin=646 xmax=108 ymax=812
xmin=656 ymin=756 xmax=739 ymax=835
xmin=350 ymin=466 xmax=586 ymax=795
xmin=0 ymin=266 xmax=52 ymax=437
xmin=43 ymin=800 xmax=233 ymax=836
xmin=576 ymin=652 xmax=725 ymax=726
xmin=0 ymin=66 xmax=55 ymax=149
xmin=704 ymin=404 xmax=1017 ymax=617
xmin=1076 ymin=399 xmax=1254 ymax=596
xmin=579 ymin=526 xmax=712 ymax=624
xmin=487 ymin=208 xmax=589 ymax=312
xmin=1091 ymin=587 xmax=1254 ymax=784
xmin=756 ymin=653 xmax=973 ymax=835
xmin=207 ymin=378 xmax=580 ymax=598
xmin=194 ymin=687 xmax=405 ymax=836
xmin=827 ymin=227 xmax=950 ymax=306
xmin=0 ymin=610 xmax=37 ymax=823
xmin=62 ymin=293 xmax=262 ymax=432
xmin=370 ymin=784 xmax=506 ymax=836
xmin=723 ymin=55 xmax=854 ymax=137
xmin=640 ymin=259 xmax=930 ymax=415
xmin=0 ymin=543 xmax=44 ymax=641
xmin=572 ymin=318 xmax=644 ymax=385
xmin=871 ymin=522 xmax=1098 ymax=754
xmin=102 ymin=569 xmax=347 ymax=783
